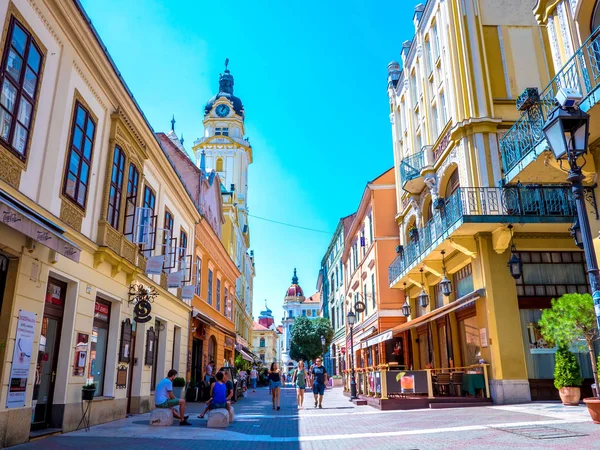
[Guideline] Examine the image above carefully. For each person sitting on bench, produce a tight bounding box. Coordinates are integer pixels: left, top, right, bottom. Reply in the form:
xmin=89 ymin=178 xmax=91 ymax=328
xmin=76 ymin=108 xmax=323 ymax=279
xmin=198 ymin=371 xmax=232 ymax=419
xmin=155 ymin=369 xmax=191 ymax=426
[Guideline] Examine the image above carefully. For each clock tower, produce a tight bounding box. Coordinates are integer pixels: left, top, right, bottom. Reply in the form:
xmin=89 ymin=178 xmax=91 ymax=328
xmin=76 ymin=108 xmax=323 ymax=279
xmin=193 ymin=59 xmax=255 ymax=350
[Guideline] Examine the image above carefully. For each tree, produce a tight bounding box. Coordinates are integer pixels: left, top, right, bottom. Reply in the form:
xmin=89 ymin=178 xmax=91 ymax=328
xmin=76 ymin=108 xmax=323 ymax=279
xmin=289 ymin=316 xmax=334 ymax=362
xmin=538 ymin=293 xmax=599 ymax=398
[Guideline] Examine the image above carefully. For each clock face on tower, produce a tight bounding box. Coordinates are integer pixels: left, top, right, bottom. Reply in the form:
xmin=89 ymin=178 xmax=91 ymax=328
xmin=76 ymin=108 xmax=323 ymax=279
xmin=215 ymin=104 xmax=230 ymax=117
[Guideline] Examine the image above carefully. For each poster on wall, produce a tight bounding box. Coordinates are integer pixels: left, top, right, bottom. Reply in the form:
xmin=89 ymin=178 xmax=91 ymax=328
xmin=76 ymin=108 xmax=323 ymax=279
xmin=73 ymin=333 xmax=89 ymax=376
xmin=7 ymin=310 xmax=36 ymax=408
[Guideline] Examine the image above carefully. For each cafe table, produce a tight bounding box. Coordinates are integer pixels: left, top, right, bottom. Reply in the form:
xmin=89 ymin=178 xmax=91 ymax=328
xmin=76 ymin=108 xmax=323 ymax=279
xmin=461 ymin=373 xmax=486 ymax=397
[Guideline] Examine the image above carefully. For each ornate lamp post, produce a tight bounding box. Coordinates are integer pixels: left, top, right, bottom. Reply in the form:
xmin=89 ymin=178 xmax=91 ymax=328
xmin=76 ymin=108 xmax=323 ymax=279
xmin=401 ymin=282 xmax=411 ymax=317
xmin=347 ymin=310 xmax=358 ymax=400
xmin=320 ymin=334 xmax=326 ymax=357
xmin=506 ymin=224 xmax=523 ymax=280
xmin=439 ymin=250 xmax=452 ymax=297
xmin=418 ymin=268 xmax=430 ymax=308
xmin=542 ymin=101 xmax=600 ymax=336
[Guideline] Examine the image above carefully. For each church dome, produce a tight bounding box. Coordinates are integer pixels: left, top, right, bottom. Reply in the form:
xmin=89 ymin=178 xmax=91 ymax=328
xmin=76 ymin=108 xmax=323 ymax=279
xmin=285 ymin=268 xmax=304 ymax=299
xmin=204 ymin=60 xmax=244 ymax=118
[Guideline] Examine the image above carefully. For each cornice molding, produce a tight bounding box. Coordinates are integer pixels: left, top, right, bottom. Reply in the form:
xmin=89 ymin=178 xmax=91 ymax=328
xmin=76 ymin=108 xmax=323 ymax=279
xmin=73 ymin=60 xmax=108 ymax=111
xmin=27 ymin=0 xmax=62 ymax=46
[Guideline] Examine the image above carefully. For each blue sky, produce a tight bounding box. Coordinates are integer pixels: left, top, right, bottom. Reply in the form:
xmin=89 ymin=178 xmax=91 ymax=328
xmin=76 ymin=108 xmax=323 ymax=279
xmin=80 ymin=0 xmax=420 ymax=324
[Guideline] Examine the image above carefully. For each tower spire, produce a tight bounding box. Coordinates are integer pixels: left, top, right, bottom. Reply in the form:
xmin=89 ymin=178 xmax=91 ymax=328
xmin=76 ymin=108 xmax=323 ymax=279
xmin=200 ymin=150 xmax=206 ymax=172
xmin=292 ymin=268 xmax=298 ymax=284
xmin=171 ymin=114 xmax=175 ymax=132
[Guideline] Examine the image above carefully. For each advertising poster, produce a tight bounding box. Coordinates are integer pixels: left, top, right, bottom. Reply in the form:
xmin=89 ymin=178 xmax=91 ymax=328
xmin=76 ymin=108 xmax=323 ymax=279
xmin=385 ymin=370 xmax=429 ymax=397
xmin=7 ymin=310 xmax=36 ymax=408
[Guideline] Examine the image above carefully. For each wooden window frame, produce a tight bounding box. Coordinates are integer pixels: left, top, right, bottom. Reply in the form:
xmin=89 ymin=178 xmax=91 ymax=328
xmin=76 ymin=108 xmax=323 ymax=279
xmin=106 ymin=146 xmax=126 ymax=229
xmin=207 ymin=269 xmax=213 ymax=305
xmin=123 ymin=162 xmax=140 ymax=239
xmin=0 ymin=16 xmax=44 ymax=161
xmin=179 ymin=228 xmax=188 ymax=259
xmin=62 ymin=100 xmax=96 ymax=210
xmin=216 ymin=278 xmax=221 ymax=312
xmin=195 ymin=256 xmax=202 ymax=295
xmin=163 ymin=209 xmax=174 ymax=256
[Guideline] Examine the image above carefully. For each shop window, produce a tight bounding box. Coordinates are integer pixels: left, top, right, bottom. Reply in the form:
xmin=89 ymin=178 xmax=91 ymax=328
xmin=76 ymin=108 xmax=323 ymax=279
xmin=63 ymin=101 xmax=96 ymax=209
xmin=88 ymin=298 xmax=111 ymax=396
xmin=123 ymin=163 xmax=139 ymax=239
xmin=453 ymin=264 xmax=473 ymax=299
xmin=458 ymin=315 xmax=480 ymax=366
xmin=106 ymin=146 xmax=125 ymax=228
xmin=0 ymin=17 xmax=43 ymax=159
xmin=438 ymin=323 xmax=449 ymax=368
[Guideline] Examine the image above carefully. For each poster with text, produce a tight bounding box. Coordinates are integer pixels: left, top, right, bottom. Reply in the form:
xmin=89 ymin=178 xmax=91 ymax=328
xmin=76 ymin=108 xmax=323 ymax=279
xmin=7 ymin=310 xmax=36 ymax=408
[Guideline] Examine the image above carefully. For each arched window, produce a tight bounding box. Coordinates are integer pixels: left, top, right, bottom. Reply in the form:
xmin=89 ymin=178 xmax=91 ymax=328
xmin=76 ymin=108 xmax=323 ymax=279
xmin=444 ymin=168 xmax=460 ymax=199
xmin=423 ymin=198 xmax=433 ymax=223
xmin=208 ymin=335 xmax=217 ymax=362
xmin=260 ymin=337 xmax=265 ymax=347
xmin=216 ymin=158 xmax=224 ymax=172
xmin=593 ymin=3 xmax=600 ymax=32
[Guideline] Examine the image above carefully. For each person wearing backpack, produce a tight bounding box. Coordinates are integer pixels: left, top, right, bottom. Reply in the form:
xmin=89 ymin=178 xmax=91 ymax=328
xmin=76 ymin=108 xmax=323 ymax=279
xmin=292 ymin=360 xmax=308 ymax=409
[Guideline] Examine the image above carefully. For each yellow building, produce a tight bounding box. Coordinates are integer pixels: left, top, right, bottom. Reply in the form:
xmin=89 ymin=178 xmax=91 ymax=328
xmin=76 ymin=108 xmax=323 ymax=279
xmin=193 ymin=65 xmax=254 ymax=357
xmin=0 ymin=1 xmax=200 ymax=445
xmin=386 ymin=0 xmax=588 ymax=405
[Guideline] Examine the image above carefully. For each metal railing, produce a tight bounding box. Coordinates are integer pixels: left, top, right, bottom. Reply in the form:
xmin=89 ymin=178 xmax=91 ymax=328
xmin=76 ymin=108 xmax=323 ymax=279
xmin=400 ymin=151 xmax=425 ymax=185
xmin=500 ymin=27 xmax=600 ymax=176
xmin=388 ymin=186 xmax=575 ymax=284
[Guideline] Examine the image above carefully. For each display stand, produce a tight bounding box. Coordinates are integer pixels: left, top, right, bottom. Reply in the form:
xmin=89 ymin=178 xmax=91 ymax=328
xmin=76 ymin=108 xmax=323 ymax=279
xmin=76 ymin=398 xmax=92 ymax=432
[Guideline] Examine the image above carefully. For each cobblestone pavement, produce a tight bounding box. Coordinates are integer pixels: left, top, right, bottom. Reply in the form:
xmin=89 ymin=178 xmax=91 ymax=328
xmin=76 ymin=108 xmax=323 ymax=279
xmin=15 ymin=385 xmax=600 ymax=449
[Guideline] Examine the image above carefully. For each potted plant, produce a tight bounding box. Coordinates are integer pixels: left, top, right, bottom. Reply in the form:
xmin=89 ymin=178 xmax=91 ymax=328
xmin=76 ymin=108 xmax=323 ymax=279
xmin=82 ymin=382 xmax=96 ymax=401
xmin=172 ymin=377 xmax=186 ymax=399
xmin=553 ymin=346 xmax=583 ymax=406
xmin=408 ymin=225 xmax=419 ymax=241
xmin=539 ymin=293 xmax=599 ymax=421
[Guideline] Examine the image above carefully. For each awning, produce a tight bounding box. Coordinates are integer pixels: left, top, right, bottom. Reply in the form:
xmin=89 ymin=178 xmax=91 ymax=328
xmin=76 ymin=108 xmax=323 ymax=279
xmin=192 ymin=308 xmax=236 ymax=338
xmin=0 ymin=190 xmax=81 ymax=262
xmin=391 ymin=289 xmax=485 ymax=335
xmin=237 ymin=347 xmax=254 ymax=362
xmin=366 ymin=330 xmax=393 ymax=348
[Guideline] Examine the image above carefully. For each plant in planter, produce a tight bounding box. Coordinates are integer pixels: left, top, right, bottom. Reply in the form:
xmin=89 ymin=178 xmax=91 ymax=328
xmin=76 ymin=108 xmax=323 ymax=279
xmin=539 ymin=293 xmax=599 ymax=421
xmin=408 ymin=226 xmax=419 ymax=241
xmin=172 ymin=377 xmax=186 ymax=399
xmin=82 ymin=383 xmax=96 ymax=401
xmin=553 ymin=346 xmax=583 ymax=406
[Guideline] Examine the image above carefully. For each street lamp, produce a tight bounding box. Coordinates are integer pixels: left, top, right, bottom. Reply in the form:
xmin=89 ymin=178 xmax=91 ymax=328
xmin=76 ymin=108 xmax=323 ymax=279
xmin=439 ymin=250 xmax=452 ymax=297
xmin=347 ymin=310 xmax=357 ymax=400
xmin=320 ymin=334 xmax=326 ymax=356
xmin=506 ymin=224 xmax=523 ymax=280
xmin=570 ymin=218 xmax=584 ymax=249
xmin=543 ymin=100 xmax=600 ymax=346
xmin=401 ymin=282 xmax=411 ymax=317
xmin=418 ymin=268 xmax=429 ymax=308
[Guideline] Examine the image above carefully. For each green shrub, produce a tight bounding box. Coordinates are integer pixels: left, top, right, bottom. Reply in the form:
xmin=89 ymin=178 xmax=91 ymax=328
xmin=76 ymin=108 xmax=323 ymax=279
xmin=554 ymin=347 xmax=583 ymax=389
xmin=173 ymin=377 xmax=186 ymax=387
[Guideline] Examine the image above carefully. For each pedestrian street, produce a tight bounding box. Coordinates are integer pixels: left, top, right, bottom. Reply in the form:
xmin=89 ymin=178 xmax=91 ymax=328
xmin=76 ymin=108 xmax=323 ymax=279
xmin=15 ymin=385 xmax=600 ymax=450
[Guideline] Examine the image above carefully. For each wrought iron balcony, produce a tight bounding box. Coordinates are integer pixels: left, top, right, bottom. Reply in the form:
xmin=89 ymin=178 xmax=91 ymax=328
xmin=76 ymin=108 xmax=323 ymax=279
xmin=388 ymin=186 xmax=577 ymax=286
xmin=500 ymin=27 xmax=600 ymax=181
xmin=400 ymin=151 xmax=425 ymax=186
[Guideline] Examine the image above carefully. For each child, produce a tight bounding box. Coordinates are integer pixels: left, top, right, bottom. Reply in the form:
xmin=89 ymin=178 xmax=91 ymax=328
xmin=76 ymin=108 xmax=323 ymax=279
xmin=197 ymin=371 xmax=232 ymax=419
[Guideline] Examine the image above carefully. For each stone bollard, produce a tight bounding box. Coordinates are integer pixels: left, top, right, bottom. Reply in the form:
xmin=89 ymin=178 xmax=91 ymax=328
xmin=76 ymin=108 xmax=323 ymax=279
xmin=228 ymin=405 xmax=235 ymax=423
xmin=206 ymin=408 xmax=229 ymax=428
xmin=150 ymin=408 xmax=173 ymax=426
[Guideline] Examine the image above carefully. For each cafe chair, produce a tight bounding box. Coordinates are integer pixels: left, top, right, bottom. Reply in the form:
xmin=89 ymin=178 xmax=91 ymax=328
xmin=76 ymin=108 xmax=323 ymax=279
xmin=433 ymin=372 xmax=451 ymax=396
xmin=450 ymin=372 xmax=464 ymax=396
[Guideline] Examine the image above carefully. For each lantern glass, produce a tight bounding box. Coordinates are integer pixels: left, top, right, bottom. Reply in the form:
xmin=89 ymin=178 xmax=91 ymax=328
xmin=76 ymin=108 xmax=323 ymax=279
xmin=418 ymin=290 xmax=429 ymax=308
xmin=347 ymin=310 xmax=356 ymax=326
xmin=440 ymin=276 xmax=452 ymax=296
xmin=543 ymin=107 xmax=590 ymax=160
xmin=321 ymin=335 xmax=326 ymax=346
xmin=570 ymin=219 xmax=584 ymax=249
xmin=402 ymin=300 xmax=411 ymax=317
xmin=508 ymin=253 xmax=523 ymax=280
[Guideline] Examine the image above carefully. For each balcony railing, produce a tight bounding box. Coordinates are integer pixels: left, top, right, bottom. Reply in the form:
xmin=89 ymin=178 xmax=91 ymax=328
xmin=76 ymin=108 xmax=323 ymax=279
xmin=400 ymin=151 xmax=425 ymax=185
xmin=388 ymin=186 xmax=576 ymax=285
xmin=500 ymin=27 xmax=600 ymax=178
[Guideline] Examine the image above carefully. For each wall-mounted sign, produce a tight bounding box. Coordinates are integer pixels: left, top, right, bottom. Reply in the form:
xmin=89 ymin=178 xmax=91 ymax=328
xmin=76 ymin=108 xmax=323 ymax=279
xmin=116 ymin=365 xmax=128 ymax=389
xmin=7 ymin=310 xmax=36 ymax=408
xmin=145 ymin=327 xmax=155 ymax=366
xmin=225 ymin=337 xmax=234 ymax=349
xmin=94 ymin=301 xmax=109 ymax=322
xmin=167 ymin=270 xmax=184 ymax=288
xmin=73 ymin=333 xmax=89 ymax=376
xmin=181 ymin=285 xmax=195 ymax=300
xmin=479 ymin=328 xmax=488 ymax=348
xmin=45 ymin=283 xmax=63 ymax=306
xmin=119 ymin=319 xmax=132 ymax=363
xmin=146 ymin=255 xmax=164 ymax=275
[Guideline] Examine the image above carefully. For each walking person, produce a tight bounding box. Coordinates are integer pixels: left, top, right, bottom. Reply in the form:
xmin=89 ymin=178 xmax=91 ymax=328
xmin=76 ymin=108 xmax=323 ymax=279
xmin=309 ymin=357 xmax=328 ymax=409
xmin=205 ymin=360 xmax=215 ymax=384
xmin=268 ymin=362 xmax=282 ymax=410
xmin=292 ymin=360 xmax=308 ymax=409
xmin=250 ymin=366 xmax=258 ymax=392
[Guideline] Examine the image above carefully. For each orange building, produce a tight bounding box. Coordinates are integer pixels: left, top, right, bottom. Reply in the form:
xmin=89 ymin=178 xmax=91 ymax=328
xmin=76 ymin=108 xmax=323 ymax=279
xmin=342 ymin=168 xmax=406 ymax=370
xmin=158 ymin=131 xmax=239 ymax=383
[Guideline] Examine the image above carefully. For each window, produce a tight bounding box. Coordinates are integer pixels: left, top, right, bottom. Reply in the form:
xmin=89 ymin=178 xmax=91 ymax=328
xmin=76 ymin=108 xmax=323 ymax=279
xmin=445 ymin=168 xmax=460 ymax=198
xmin=432 ymin=23 xmax=440 ymax=59
xmin=363 ymin=284 xmax=368 ymax=316
xmin=215 ymin=127 xmax=229 ymax=136
xmin=415 ymin=134 xmax=422 ymax=153
xmin=216 ymin=157 xmax=224 ymax=172
xmin=432 ymin=104 xmax=439 ymax=140
xmin=371 ymin=274 xmax=376 ymax=309
xmin=331 ymin=275 xmax=335 ymax=292
xmin=179 ymin=229 xmax=188 ymax=259
xmin=453 ymin=263 xmax=474 ymax=298
xmin=302 ymin=309 xmax=306 ymax=316
xmin=195 ymin=256 xmax=202 ymax=295
xmin=143 ymin=185 xmax=156 ymax=211
xmin=260 ymin=337 xmax=265 ymax=348
xmin=426 ymin=39 xmax=434 ymax=74
xmin=440 ymin=92 xmax=447 ymax=125
xmin=411 ymin=72 xmax=418 ymax=106
xmin=368 ymin=214 xmax=373 ymax=242
xmin=163 ymin=210 xmax=174 ymax=256
xmin=216 ymin=278 xmax=221 ymax=312
xmin=289 ymin=310 xmax=294 ymax=318
xmin=63 ymin=101 xmax=96 ymax=208
xmin=459 ymin=314 xmax=480 ymax=366
xmin=123 ymin=163 xmax=139 ymax=239
xmin=224 ymin=287 xmax=230 ymax=318
xmin=0 ymin=17 xmax=43 ymax=159
xmin=434 ymin=282 xmax=444 ymax=309
xmin=88 ymin=298 xmax=111 ymax=396
xmin=106 ymin=146 xmax=125 ymax=228
xmin=207 ymin=269 xmax=213 ymax=305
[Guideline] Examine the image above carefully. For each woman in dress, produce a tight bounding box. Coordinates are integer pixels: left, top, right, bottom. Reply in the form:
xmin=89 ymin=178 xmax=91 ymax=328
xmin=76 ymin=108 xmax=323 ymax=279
xmin=268 ymin=362 xmax=282 ymax=410
xmin=292 ymin=360 xmax=308 ymax=409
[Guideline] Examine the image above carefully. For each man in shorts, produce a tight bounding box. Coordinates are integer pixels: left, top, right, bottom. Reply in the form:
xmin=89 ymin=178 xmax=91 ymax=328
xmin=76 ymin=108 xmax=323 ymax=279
xmin=155 ymin=369 xmax=191 ymax=426
xmin=310 ymin=358 xmax=328 ymax=409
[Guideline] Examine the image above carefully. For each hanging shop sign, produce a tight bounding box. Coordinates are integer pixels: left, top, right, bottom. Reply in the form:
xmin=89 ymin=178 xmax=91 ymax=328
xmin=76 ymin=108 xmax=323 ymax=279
xmin=146 ymin=255 xmax=164 ymax=275
xmin=181 ymin=285 xmax=195 ymax=301
xmin=225 ymin=337 xmax=235 ymax=349
xmin=7 ymin=310 xmax=36 ymax=408
xmin=128 ymin=283 xmax=157 ymax=323
xmin=167 ymin=270 xmax=184 ymax=289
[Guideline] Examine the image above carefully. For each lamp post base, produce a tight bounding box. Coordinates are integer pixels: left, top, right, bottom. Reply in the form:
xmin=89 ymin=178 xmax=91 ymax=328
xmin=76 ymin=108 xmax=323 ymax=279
xmin=350 ymin=379 xmax=357 ymax=400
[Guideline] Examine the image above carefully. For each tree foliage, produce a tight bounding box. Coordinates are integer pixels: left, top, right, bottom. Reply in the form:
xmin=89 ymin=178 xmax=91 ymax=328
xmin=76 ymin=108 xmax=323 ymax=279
xmin=289 ymin=316 xmax=334 ymax=362
xmin=553 ymin=346 xmax=583 ymax=389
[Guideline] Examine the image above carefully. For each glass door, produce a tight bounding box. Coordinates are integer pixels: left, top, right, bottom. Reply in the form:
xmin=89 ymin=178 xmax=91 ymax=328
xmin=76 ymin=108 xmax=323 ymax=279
xmin=32 ymin=316 xmax=61 ymax=430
